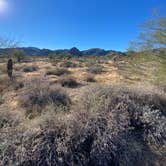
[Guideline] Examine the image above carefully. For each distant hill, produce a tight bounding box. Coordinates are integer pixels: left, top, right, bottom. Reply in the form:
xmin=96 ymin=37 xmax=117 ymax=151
xmin=0 ymin=47 xmax=125 ymax=57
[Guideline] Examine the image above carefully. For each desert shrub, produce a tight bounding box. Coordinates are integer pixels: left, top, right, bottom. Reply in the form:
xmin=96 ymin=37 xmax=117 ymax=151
xmin=58 ymin=76 xmax=79 ymax=88
xmin=20 ymin=79 xmax=71 ymax=118
xmin=60 ymin=60 xmax=78 ymax=68
xmin=87 ymin=65 xmax=104 ymax=74
xmin=46 ymin=68 xmax=70 ymax=76
xmin=0 ymin=64 xmax=6 ymax=74
xmin=1 ymin=84 xmax=166 ymax=165
xmin=0 ymin=75 xmax=24 ymax=94
xmin=84 ymin=73 xmax=96 ymax=82
xmin=23 ymin=65 xmax=38 ymax=72
xmin=12 ymin=81 xmax=24 ymax=90
xmin=70 ymin=85 xmax=166 ymax=165
xmin=0 ymin=76 xmax=8 ymax=92
xmin=13 ymin=49 xmax=25 ymax=63
xmin=0 ymin=111 xmax=20 ymax=129
xmin=0 ymin=74 xmax=24 ymax=93
xmin=14 ymin=64 xmax=26 ymax=71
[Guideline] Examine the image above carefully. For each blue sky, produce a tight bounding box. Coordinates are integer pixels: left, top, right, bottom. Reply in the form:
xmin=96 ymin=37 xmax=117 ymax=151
xmin=0 ymin=0 xmax=165 ymax=51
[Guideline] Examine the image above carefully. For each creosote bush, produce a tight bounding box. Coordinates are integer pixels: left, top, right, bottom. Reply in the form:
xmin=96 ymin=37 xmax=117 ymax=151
xmin=20 ymin=79 xmax=71 ymax=118
xmin=58 ymin=76 xmax=79 ymax=88
xmin=23 ymin=65 xmax=38 ymax=73
xmin=87 ymin=65 xmax=104 ymax=74
xmin=46 ymin=68 xmax=70 ymax=76
xmin=60 ymin=60 xmax=78 ymax=68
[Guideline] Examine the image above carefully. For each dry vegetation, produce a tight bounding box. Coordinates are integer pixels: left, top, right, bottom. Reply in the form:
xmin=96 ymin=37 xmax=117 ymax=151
xmin=0 ymin=55 xmax=166 ymax=165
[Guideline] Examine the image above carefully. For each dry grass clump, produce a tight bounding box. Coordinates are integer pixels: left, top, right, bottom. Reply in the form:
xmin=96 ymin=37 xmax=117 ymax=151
xmin=87 ymin=65 xmax=104 ymax=74
xmin=0 ymin=64 xmax=6 ymax=74
xmin=58 ymin=76 xmax=79 ymax=88
xmin=59 ymin=60 xmax=78 ymax=68
xmin=12 ymin=81 xmax=24 ymax=90
xmin=0 ymin=77 xmax=24 ymax=94
xmin=22 ymin=65 xmax=38 ymax=72
xmin=46 ymin=68 xmax=70 ymax=76
xmin=0 ymin=75 xmax=9 ymax=92
xmin=0 ymin=75 xmax=24 ymax=93
xmin=84 ymin=73 xmax=96 ymax=82
xmin=0 ymin=111 xmax=20 ymax=129
xmin=20 ymin=79 xmax=71 ymax=118
xmin=0 ymin=114 xmax=22 ymax=166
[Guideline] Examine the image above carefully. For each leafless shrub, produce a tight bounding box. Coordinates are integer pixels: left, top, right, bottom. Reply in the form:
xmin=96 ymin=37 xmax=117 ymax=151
xmin=20 ymin=79 xmax=71 ymax=118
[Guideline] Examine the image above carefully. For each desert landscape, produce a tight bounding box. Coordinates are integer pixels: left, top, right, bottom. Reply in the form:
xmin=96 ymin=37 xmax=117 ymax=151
xmin=0 ymin=0 xmax=166 ymax=165
xmin=0 ymin=53 xmax=166 ymax=165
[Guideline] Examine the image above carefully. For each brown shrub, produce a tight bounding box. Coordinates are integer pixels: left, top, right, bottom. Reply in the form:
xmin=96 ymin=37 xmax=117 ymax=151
xmin=1 ymin=84 xmax=166 ymax=165
xmin=87 ymin=65 xmax=104 ymax=74
xmin=46 ymin=68 xmax=70 ymax=76
xmin=84 ymin=73 xmax=96 ymax=82
xmin=0 ymin=64 xmax=6 ymax=74
xmin=58 ymin=76 xmax=79 ymax=88
xmin=23 ymin=65 xmax=38 ymax=72
xmin=20 ymin=79 xmax=71 ymax=118
xmin=0 ymin=111 xmax=20 ymax=128
xmin=60 ymin=60 xmax=78 ymax=68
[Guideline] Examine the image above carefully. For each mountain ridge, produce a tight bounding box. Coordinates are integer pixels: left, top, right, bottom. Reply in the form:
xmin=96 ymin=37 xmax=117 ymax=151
xmin=0 ymin=47 xmax=126 ymax=56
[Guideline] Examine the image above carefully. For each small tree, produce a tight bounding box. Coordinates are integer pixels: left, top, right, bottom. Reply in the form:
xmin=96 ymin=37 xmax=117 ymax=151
xmin=129 ymin=9 xmax=166 ymax=53
xmin=13 ymin=49 xmax=25 ymax=62
xmin=0 ymin=37 xmax=18 ymax=49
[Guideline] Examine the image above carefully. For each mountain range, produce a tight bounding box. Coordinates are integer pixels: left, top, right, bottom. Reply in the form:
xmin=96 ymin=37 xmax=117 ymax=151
xmin=0 ymin=47 xmax=125 ymax=56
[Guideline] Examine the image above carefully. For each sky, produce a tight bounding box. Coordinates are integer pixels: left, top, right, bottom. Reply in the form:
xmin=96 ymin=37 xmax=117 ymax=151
xmin=0 ymin=0 xmax=166 ymax=51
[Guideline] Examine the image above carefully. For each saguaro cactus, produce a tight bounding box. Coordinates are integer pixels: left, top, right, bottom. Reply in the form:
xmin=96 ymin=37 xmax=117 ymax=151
xmin=7 ymin=59 xmax=13 ymax=79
